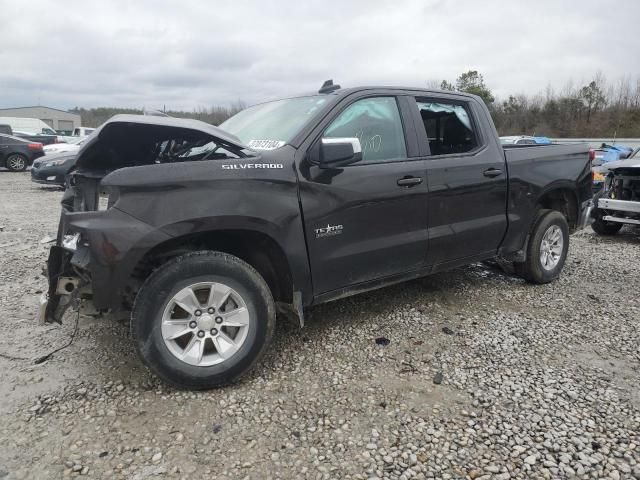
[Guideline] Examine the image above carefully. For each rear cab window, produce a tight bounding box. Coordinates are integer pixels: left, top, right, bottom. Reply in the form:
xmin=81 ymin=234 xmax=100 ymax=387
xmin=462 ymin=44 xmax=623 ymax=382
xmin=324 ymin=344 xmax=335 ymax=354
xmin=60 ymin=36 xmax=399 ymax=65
xmin=412 ymin=98 xmax=480 ymax=156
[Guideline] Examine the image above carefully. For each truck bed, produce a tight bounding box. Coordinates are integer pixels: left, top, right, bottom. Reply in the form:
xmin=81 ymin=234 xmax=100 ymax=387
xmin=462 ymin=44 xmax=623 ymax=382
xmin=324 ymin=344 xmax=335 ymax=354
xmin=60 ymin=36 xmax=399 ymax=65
xmin=499 ymin=142 xmax=592 ymax=257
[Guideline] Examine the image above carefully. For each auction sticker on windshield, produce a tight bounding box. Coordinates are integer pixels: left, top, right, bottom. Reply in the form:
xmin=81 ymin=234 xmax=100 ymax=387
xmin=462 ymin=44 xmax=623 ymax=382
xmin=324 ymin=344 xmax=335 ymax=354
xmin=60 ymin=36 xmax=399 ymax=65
xmin=248 ymin=139 xmax=286 ymax=150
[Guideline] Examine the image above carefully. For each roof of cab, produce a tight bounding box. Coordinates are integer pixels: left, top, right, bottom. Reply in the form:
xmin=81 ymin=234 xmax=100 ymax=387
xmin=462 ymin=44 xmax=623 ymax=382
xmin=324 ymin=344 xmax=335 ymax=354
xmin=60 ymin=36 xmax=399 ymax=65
xmin=316 ymin=85 xmax=480 ymax=99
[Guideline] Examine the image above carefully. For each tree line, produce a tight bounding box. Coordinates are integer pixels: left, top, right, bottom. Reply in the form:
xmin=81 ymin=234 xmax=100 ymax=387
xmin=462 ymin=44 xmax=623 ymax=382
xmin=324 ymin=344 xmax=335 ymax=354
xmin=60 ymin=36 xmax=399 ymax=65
xmin=70 ymin=102 xmax=246 ymax=129
xmin=435 ymin=71 xmax=640 ymax=138
xmin=72 ymin=72 xmax=640 ymax=138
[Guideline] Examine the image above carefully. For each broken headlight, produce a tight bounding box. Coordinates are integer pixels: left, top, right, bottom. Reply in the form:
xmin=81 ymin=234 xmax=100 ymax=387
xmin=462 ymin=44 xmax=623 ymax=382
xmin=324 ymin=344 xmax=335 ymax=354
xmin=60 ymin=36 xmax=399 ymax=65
xmin=62 ymin=233 xmax=81 ymax=251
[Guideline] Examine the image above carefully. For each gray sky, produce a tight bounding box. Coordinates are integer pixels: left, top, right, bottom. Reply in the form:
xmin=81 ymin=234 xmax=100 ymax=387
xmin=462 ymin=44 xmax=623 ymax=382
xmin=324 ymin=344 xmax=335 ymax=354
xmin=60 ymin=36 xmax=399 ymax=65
xmin=1 ymin=0 xmax=638 ymax=110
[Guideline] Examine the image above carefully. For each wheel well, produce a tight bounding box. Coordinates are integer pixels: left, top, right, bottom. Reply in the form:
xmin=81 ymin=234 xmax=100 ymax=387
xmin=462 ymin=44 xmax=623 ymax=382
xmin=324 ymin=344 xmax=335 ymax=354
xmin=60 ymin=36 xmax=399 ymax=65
xmin=537 ymin=188 xmax=578 ymax=231
xmin=128 ymin=230 xmax=293 ymax=305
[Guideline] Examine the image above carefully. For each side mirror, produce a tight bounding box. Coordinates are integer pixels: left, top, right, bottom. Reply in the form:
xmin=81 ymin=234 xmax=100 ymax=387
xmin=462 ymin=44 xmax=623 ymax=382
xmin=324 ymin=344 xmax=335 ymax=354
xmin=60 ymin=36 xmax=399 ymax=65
xmin=319 ymin=137 xmax=362 ymax=168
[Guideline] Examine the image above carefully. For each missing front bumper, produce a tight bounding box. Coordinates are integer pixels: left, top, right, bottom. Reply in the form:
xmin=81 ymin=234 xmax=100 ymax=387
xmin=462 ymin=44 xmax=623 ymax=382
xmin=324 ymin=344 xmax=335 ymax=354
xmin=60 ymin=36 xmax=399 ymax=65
xmin=42 ymin=246 xmax=89 ymax=324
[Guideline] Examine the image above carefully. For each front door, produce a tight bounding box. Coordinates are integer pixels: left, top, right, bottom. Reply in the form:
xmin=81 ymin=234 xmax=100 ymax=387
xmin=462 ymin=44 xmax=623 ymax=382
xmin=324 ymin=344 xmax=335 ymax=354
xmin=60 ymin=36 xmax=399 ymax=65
xmin=298 ymin=95 xmax=428 ymax=294
xmin=409 ymin=96 xmax=508 ymax=266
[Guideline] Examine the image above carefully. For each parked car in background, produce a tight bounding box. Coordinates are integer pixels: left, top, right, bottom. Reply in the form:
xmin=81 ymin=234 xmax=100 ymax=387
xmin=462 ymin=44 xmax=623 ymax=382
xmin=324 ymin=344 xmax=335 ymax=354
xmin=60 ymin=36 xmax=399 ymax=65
xmin=500 ymin=135 xmax=552 ymax=145
xmin=13 ymin=130 xmax=60 ymax=146
xmin=1 ymin=123 xmax=61 ymax=145
xmin=591 ymin=155 xmax=640 ymax=234
xmin=0 ymin=117 xmax=57 ymax=135
xmin=31 ymin=152 xmax=76 ymax=186
xmin=73 ymin=127 xmax=95 ymax=137
xmin=42 ymin=83 xmax=592 ymax=389
xmin=43 ymin=137 xmax=86 ymax=155
xmin=0 ymin=133 xmax=44 ymax=171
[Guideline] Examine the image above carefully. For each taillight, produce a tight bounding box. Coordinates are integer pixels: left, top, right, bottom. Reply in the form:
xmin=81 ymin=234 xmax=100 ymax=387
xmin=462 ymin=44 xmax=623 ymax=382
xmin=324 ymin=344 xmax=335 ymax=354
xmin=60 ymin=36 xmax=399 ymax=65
xmin=589 ymin=149 xmax=595 ymax=161
xmin=28 ymin=143 xmax=43 ymax=151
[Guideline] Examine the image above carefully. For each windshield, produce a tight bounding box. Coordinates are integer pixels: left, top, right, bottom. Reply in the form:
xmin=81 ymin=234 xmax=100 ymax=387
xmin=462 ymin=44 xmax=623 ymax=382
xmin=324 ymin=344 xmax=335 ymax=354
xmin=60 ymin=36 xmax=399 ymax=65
xmin=220 ymin=96 xmax=329 ymax=149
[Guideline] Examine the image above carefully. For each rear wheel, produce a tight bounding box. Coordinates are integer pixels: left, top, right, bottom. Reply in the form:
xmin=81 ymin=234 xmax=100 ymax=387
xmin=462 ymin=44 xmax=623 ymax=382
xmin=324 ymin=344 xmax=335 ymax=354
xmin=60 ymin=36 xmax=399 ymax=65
xmin=591 ymin=210 xmax=623 ymax=236
xmin=515 ymin=210 xmax=569 ymax=284
xmin=6 ymin=153 xmax=27 ymax=172
xmin=132 ymin=251 xmax=275 ymax=389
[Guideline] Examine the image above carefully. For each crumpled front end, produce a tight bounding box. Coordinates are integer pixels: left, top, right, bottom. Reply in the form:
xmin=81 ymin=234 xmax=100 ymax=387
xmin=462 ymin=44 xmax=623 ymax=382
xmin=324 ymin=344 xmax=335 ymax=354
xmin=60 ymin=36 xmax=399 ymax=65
xmin=41 ymin=174 xmax=172 ymax=323
xmin=39 ymin=113 xmax=254 ymax=323
xmin=592 ymin=160 xmax=640 ymax=227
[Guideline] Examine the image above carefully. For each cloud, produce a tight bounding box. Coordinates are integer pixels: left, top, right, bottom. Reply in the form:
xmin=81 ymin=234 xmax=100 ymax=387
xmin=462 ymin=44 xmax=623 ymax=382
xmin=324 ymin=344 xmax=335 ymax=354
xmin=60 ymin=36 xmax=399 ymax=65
xmin=0 ymin=0 xmax=638 ymax=110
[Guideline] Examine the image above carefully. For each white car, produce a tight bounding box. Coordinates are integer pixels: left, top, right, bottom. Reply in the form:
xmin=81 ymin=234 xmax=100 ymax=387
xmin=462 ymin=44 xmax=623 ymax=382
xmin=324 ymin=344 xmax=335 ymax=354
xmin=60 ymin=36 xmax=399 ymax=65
xmin=73 ymin=127 xmax=96 ymax=137
xmin=43 ymin=136 xmax=85 ymax=154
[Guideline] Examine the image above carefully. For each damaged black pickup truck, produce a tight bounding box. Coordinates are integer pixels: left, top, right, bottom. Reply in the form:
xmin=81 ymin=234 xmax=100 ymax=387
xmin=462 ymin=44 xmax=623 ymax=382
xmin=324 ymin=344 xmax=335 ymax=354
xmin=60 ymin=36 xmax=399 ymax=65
xmin=42 ymin=83 xmax=593 ymax=389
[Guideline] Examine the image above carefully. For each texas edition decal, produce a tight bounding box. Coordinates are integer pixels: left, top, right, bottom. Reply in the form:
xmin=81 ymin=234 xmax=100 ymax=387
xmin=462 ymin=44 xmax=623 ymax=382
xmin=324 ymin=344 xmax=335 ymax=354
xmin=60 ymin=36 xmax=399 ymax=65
xmin=315 ymin=224 xmax=343 ymax=238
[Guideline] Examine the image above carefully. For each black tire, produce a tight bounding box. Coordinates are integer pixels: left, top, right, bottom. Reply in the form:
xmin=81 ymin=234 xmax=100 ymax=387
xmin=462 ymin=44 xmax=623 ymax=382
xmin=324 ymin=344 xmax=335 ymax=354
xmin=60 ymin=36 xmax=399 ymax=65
xmin=515 ymin=210 xmax=569 ymax=284
xmin=591 ymin=210 xmax=623 ymax=236
xmin=132 ymin=251 xmax=275 ymax=389
xmin=6 ymin=153 xmax=28 ymax=172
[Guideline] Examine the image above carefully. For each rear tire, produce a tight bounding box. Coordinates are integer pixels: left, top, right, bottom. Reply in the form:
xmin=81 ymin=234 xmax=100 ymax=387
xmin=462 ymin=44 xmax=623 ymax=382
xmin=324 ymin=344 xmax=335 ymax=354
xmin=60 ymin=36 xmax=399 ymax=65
xmin=515 ymin=210 xmax=569 ymax=284
xmin=132 ymin=251 xmax=275 ymax=389
xmin=591 ymin=210 xmax=623 ymax=236
xmin=6 ymin=153 xmax=27 ymax=172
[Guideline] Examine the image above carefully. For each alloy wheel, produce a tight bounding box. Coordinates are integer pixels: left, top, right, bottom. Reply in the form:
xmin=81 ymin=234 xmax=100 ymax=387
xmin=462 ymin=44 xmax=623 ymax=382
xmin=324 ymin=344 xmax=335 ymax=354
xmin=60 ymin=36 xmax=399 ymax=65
xmin=7 ymin=155 xmax=26 ymax=171
xmin=161 ymin=282 xmax=250 ymax=367
xmin=539 ymin=225 xmax=563 ymax=270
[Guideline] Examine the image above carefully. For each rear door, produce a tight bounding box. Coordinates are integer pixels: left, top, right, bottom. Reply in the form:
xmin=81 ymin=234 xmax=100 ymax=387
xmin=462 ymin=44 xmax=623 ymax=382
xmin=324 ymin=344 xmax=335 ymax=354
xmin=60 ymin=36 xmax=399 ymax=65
xmin=408 ymin=95 xmax=508 ymax=266
xmin=297 ymin=93 xmax=428 ymax=294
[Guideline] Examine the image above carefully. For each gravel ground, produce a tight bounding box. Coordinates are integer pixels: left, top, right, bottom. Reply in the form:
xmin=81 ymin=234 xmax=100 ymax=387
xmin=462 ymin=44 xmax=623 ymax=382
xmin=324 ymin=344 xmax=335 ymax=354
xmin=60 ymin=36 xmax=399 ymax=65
xmin=0 ymin=171 xmax=639 ymax=480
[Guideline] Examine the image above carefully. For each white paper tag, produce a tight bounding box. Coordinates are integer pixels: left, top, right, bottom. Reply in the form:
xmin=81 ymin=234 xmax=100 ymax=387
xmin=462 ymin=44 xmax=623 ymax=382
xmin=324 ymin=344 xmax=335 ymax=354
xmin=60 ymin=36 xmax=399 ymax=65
xmin=247 ymin=139 xmax=285 ymax=151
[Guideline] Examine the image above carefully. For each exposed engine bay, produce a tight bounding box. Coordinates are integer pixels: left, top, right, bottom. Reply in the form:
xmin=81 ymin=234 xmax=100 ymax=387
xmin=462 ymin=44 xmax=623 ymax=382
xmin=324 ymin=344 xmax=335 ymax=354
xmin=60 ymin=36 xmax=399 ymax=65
xmin=593 ymin=158 xmax=640 ymax=227
xmin=604 ymin=168 xmax=640 ymax=202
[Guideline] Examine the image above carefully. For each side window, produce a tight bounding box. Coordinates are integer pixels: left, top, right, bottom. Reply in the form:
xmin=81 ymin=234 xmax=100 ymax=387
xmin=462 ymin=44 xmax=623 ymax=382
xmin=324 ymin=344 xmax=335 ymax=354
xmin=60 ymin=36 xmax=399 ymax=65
xmin=324 ymin=97 xmax=406 ymax=162
xmin=414 ymin=99 xmax=478 ymax=155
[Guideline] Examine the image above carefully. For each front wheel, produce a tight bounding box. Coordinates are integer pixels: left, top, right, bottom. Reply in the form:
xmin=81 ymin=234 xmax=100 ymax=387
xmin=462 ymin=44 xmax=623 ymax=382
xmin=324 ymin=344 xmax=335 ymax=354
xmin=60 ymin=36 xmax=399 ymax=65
xmin=6 ymin=153 xmax=27 ymax=172
xmin=132 ymin=251 xmax=275 ymax=389
xmin=515 ymin=210 xmax=569 ymax=284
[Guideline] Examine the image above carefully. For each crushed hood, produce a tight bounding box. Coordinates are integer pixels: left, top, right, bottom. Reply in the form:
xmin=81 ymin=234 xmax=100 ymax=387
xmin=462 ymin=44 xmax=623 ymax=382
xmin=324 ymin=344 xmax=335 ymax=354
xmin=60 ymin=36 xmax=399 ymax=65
xmin=595 ymin=157 xmax=640 ymax=174
xmin=75 ymin=114 xmax=251 ymax=171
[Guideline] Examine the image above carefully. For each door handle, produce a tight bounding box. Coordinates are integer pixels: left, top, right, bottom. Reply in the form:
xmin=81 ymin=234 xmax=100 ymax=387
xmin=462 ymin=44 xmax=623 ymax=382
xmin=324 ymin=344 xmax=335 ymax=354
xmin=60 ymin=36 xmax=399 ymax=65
xmin=397 ymin=176 xmax=423 ymax=187
xmin=483 ymin=168 xmax=503 ymax=178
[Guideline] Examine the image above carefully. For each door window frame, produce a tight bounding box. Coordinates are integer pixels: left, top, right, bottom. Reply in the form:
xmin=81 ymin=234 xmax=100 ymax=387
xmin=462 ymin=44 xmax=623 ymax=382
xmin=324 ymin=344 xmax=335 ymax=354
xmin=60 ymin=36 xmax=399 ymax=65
xmin=304 ymin=93 xmax=423 ymax=167
xmin=409 ymin=96 xmax=487 ymax=159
